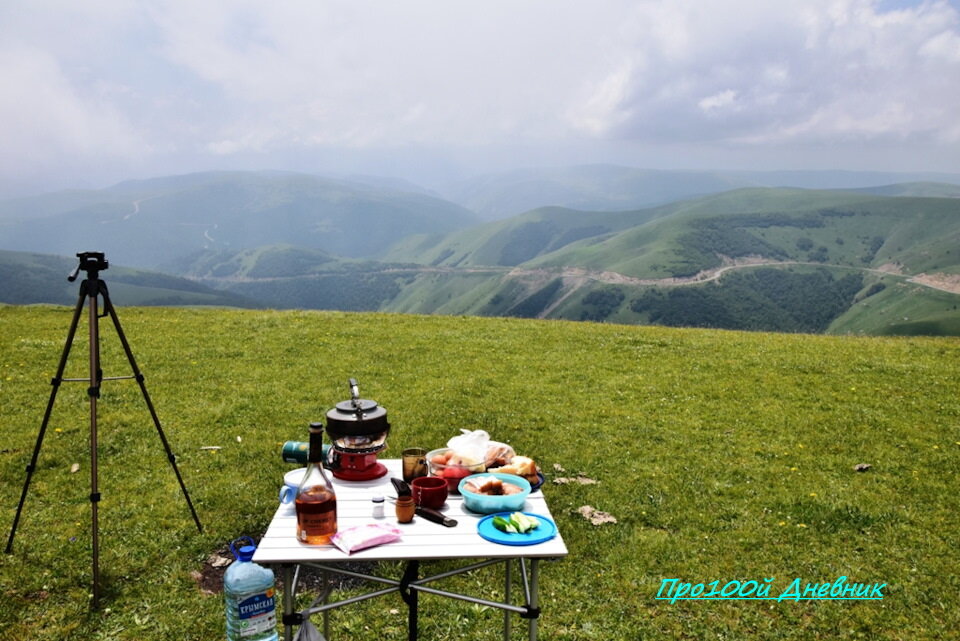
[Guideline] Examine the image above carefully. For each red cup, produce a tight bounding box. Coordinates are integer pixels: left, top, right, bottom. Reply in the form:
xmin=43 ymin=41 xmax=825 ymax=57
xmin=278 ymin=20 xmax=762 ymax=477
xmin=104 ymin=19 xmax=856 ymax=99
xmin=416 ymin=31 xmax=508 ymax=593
xmin=411 ymin=476 xmax=448 ymax=509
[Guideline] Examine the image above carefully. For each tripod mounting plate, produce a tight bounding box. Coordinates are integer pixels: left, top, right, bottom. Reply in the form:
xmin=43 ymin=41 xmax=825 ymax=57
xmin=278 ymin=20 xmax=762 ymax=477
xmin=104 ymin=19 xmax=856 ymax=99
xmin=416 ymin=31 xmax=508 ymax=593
xmin=69 ymin=251 xmax=109 ymax=282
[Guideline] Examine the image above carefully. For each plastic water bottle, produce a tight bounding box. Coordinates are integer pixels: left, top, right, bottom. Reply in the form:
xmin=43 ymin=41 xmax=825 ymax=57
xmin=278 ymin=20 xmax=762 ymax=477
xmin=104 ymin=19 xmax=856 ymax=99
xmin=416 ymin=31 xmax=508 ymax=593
xmin=224 ymin=537 xmax=279 ymax=641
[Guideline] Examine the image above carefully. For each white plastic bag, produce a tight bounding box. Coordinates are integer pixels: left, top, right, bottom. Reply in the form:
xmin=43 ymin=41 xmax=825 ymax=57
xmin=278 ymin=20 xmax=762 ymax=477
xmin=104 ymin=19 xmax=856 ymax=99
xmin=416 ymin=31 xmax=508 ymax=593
xmin=447 ymin=429 xmax=490 ymax=466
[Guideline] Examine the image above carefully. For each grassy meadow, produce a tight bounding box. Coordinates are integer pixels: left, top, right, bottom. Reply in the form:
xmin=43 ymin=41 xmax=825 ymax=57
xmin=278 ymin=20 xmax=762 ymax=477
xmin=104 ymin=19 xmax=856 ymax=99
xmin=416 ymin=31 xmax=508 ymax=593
xmin=1 ymin=305 xmax=958 ymax=640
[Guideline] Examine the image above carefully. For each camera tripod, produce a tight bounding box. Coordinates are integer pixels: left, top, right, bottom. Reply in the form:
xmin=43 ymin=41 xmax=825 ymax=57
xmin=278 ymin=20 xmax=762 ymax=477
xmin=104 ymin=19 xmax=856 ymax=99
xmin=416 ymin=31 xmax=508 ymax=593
xmin=5 ymin=252 xmax=203 ymax=608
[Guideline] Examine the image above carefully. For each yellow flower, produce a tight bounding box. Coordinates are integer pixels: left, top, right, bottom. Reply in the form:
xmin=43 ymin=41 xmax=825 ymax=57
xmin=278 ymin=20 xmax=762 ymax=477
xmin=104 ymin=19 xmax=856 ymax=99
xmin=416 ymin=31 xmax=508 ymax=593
xmin=797 ymin=523 xmax=807 ymax=528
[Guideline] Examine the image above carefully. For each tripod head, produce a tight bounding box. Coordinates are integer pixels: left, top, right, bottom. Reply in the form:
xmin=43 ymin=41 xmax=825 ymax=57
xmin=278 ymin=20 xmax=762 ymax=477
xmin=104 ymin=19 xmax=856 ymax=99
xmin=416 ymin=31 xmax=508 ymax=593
xmin=68 ymin=252 xmax=109 ymax=282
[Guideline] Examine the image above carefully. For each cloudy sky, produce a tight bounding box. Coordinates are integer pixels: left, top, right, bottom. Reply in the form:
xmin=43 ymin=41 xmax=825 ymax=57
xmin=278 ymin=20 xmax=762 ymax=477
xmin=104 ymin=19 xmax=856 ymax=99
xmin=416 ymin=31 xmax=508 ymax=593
xmin=1 ymin=0 xmax=959 ymax=196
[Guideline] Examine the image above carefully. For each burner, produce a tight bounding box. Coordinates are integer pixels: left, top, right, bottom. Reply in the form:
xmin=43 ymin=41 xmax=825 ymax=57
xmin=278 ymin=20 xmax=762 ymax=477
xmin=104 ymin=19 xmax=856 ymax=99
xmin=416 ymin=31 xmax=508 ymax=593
xmin=324 ymin=379 xmax=390 ymax=481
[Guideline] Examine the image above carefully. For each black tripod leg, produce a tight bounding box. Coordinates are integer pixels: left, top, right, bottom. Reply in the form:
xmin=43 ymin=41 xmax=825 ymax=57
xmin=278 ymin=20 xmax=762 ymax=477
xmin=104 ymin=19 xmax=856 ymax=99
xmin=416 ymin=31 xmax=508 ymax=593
xmin=6 ymin=289 xmax=86 ymax=553
xmin=100 ymin=285 xmax=203 ymax=533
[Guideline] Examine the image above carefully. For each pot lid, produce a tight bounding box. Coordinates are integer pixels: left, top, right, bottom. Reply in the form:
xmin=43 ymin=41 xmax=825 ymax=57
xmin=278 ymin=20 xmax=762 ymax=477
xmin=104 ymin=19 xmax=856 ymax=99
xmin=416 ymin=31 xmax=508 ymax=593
xmin=333 ymin=398 xmax=379 ymax=414
xmin=324 ymin=378 xmax=390 ymax=437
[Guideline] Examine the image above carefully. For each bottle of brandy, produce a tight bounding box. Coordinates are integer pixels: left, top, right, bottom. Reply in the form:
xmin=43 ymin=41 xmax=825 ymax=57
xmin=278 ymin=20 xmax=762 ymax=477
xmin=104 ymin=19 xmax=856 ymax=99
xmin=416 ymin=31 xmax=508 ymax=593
xmin=295 ymin=422 xmax=338 ymax=544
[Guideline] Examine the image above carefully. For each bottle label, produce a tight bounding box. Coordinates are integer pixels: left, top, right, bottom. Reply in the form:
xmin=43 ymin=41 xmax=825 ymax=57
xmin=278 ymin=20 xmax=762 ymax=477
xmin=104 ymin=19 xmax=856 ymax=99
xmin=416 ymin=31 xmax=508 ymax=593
xmin=235 ymin=589 xmax=277 ymax=637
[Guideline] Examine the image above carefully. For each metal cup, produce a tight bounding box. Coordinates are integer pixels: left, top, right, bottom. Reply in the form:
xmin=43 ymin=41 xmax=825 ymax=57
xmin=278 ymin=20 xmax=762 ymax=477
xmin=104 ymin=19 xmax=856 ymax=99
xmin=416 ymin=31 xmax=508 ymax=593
xmin=402 ymin=447 xmax=428 ymax=482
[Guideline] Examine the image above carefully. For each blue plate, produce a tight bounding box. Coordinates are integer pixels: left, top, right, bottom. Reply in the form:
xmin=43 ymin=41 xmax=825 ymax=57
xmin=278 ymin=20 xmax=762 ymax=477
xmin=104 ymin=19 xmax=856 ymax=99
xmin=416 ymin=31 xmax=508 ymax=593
xmin=530 ymin=471 xmax=545 ymax=492
xmin=477 ymin=512 xmax=557 ymax=546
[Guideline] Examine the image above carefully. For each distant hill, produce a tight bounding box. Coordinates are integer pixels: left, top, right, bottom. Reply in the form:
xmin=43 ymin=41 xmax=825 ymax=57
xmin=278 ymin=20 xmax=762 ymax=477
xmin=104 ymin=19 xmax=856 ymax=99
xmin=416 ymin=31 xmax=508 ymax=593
xmin=167 ymin=187 xmax=960 ymax=336
xmin=0 ymin=250 xmax=257 ymax=308
xmin=843 ymin=182 xmax=960 ymax=198
xmin=0 ymin=171 xmax=478 ymax=269
xmin=524 ymin=188 xmax=960 ymax=278
xmin=443 ymin=165 xmax=960 ymax=220
xmin=174 ymin=244 xmax=423 ymax=312
xmin=379 ymin=187 xmax=960 ymax=335
xmin=443 ymin=165 xmax=751 ymax=220
xmin=4 ymin=169 xmax=959 ymax=336
xmin=381 ymin=205 xmax=673 ymax=267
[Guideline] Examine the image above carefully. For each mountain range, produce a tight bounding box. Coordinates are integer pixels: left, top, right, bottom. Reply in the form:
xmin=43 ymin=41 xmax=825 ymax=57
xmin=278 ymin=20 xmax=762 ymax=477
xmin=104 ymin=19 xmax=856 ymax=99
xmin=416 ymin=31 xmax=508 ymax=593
xmin=1 ymin=166 xmax=959 ymax=336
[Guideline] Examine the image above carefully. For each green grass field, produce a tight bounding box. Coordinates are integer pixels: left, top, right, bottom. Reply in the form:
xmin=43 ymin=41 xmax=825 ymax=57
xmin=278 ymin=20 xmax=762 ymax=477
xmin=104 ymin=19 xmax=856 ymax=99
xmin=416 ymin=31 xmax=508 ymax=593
xmin=1 ymin=305 xmax=958 ymax=640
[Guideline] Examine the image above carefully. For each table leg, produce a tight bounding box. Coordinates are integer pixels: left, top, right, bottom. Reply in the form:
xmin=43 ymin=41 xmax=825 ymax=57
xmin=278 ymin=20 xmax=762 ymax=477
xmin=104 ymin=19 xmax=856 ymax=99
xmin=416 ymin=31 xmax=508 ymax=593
xmin=504 ymin=559 xmax=512 ymax=641
xmin=281 ymin=564 xmax=295 ymax=641
xmin=322 ymin=568 xmax=331 ymax=640
xmin=400 ymin=560 xmax=420 ymax=641
xmin=528 ymin=559 xmax=540 ymax=641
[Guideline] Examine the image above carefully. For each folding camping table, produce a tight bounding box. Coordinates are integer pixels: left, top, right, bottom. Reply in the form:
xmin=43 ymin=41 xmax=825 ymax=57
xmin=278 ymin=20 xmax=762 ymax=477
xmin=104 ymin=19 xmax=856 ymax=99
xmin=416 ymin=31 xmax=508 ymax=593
xmin=254 ymin=459 xmax=568 ymax=641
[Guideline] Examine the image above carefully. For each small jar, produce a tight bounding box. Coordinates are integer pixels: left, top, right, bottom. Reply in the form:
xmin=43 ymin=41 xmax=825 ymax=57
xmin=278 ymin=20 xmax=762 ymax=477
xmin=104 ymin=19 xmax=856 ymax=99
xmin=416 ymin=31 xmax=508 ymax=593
xmin=395 ymin=496 xmax=415 ymax=523
xmin=372 ymin=495 xmax=385 ymax=519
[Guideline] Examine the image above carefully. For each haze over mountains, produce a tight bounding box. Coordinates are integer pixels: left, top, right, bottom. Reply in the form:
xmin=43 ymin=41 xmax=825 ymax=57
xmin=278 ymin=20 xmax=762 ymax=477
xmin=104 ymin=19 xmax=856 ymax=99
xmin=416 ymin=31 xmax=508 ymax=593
xmin=2 ymin=165 xmax=959 ymax=336
xmin=445 ymin=166 xmax=960 ymax=220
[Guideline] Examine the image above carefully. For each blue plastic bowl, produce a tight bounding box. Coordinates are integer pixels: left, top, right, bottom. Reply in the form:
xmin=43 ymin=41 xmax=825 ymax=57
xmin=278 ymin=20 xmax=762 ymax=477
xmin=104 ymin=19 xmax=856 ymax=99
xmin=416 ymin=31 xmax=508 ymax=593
xmin=458 ymin=473 xmax=532 ymax=514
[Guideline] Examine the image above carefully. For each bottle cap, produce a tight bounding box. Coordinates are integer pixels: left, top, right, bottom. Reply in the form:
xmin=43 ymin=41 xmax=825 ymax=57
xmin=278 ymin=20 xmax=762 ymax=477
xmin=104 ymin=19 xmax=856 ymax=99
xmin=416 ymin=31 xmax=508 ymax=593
xmin=372 ymin=495 xmax=384 ymax=503
xmin=229 ymin=536 xmax=257 ymax=562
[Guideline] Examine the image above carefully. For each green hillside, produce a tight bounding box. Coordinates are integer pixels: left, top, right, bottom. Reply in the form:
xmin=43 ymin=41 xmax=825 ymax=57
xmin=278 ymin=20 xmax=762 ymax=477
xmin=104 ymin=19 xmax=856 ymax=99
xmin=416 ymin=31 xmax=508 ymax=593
xmin=0 ymin=250 xmax=257 ymax=308
xmin=0 ymin=307 xmax=958 ymax=639
xmin=525 ymin=188 xmax=959 ymax=277
xmin=177 ymin=245 xmax=425 ymax=312
xmin=185 ymin=189 xmax=960 ymax=335
xmin=847 ymin=181 xmax=960 ymax=198
xmin=382 ymin=205 xmax=669 ymax=267
xmin=0 ymin=171 xmax=478 ymax=269
xmin=375 ymin=188 xmax=960 ymax=335
xmin=5 ymin=183 xmax=960 ymax=336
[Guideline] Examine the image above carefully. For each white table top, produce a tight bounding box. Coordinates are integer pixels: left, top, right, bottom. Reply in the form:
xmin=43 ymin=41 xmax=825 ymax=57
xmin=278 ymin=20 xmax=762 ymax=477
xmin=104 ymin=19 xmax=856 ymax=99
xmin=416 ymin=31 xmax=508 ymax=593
xmin=254 ymin=459 xmax=568 ymax=564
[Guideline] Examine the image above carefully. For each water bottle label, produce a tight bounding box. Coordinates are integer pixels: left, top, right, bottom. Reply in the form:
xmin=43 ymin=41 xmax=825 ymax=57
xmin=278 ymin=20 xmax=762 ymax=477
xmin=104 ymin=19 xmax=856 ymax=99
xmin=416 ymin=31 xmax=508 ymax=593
xmin=235 ymin=589 xmax=277 ymax=637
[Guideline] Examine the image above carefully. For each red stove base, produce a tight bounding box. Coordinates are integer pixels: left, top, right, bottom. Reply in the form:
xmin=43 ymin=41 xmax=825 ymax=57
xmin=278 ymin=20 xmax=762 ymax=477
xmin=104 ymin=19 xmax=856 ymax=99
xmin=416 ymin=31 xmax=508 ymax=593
xmin=331 ymin=461 xmax=388 ymax=481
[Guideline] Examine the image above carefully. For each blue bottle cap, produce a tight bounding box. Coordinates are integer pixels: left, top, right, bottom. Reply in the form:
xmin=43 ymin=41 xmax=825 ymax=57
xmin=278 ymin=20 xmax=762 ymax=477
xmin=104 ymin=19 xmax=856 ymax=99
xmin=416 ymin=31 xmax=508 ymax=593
xmin=229 ymin=536 xmax=257 ymax=561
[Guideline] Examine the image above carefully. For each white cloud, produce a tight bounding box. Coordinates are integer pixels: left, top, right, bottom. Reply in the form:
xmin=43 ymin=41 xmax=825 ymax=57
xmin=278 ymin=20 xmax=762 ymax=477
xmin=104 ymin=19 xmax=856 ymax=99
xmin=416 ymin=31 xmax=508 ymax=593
xmin=699 ymin=90 xmax=739 ymax=113
xmin=0 ymin=0 xmax=959 ymax=193
xmin=0 ymin=44 xmax=144 ymax=173
xmin=576 ymin=0 xmax=960 ymax=147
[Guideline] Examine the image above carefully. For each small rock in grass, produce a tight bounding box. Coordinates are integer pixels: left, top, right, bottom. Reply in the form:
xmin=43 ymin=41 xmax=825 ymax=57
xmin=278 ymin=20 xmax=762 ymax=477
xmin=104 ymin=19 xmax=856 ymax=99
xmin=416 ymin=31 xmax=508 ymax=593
xmin=853 ymin=463 xmax=872 ymax=472
xmin=554 ymin=476 xmax=598 ymax=485
xmin=578 ymin=505 xmax=617 ymax=525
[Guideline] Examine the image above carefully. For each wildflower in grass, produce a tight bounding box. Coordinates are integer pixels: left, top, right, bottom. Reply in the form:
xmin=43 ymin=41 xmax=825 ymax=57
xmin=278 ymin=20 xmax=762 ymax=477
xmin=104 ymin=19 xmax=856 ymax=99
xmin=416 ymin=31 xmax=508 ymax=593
xmin=797 ymin=524 xmax=807 ymax=528
xmin=809 ymin=493 xmax=816 ymax=497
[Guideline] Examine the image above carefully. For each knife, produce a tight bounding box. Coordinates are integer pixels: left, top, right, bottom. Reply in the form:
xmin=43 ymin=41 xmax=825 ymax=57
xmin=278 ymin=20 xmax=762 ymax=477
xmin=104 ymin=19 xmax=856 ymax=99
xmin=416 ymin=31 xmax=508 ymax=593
xmin=416 ymin=506 xmax=458 ymax=527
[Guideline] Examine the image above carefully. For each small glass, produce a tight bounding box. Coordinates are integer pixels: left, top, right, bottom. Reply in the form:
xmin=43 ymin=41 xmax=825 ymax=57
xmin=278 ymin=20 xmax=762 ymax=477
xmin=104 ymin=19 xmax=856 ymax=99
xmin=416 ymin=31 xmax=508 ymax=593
xmin=401 ymin=447 xmax=428 ymax=482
